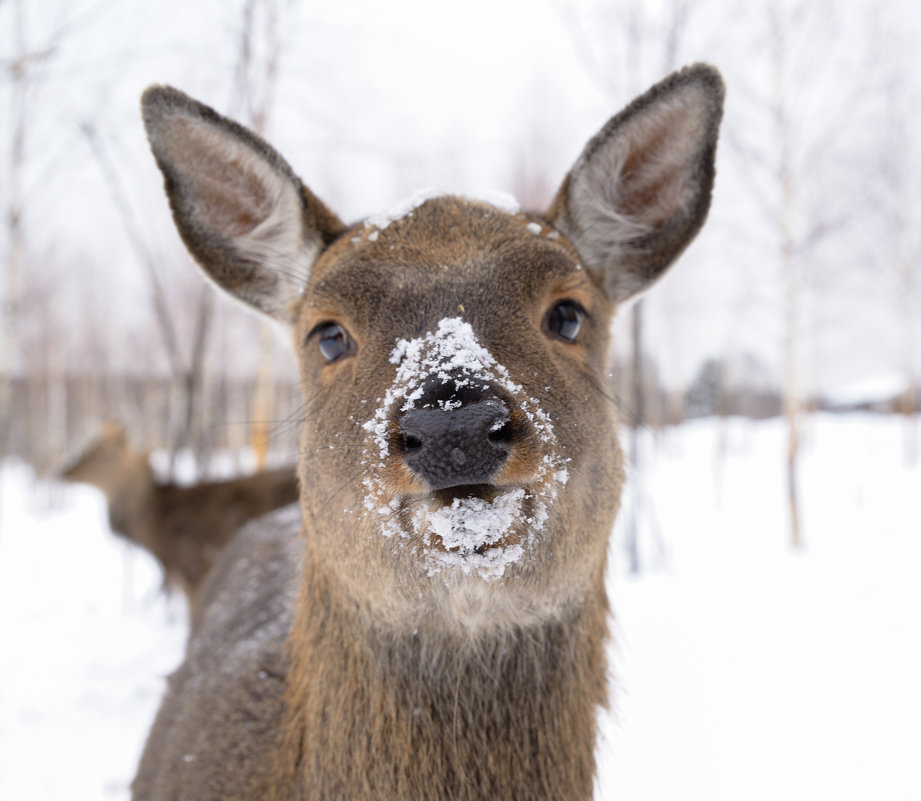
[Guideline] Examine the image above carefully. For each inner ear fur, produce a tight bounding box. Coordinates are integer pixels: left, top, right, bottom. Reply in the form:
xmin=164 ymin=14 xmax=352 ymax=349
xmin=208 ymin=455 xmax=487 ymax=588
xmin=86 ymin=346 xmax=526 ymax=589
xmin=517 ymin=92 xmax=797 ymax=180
xmin=547 ymin=63 xmax=725 ymax=305
xmin=141 ymin=85 xmax=345 ymax=324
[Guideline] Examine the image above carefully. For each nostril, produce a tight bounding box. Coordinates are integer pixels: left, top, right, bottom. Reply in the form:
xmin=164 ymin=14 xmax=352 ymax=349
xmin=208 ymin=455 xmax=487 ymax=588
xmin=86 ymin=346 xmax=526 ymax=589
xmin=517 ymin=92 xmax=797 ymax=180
xmin=402 ymin=433 xmax=423 ymax=454
xmin=487 ymin=419 xmax=512 ymax=447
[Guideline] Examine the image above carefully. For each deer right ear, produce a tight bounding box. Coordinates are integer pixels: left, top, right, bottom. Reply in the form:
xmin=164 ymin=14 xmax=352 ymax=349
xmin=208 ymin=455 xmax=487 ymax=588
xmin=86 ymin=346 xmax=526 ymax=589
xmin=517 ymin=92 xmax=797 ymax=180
xmin=140 ymin=86 xmax=346 ymax=325
xmin=547 ymin=64 xmax=724 ymax=306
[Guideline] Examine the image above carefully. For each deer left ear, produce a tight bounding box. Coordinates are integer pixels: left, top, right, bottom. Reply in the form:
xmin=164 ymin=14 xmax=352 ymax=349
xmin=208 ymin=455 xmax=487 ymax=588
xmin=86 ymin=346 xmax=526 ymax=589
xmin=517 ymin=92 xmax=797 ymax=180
xmin=547 ymin=64 xmax=725 ymax=305
xmin=141 ymin=85 xmax=346 ymax=326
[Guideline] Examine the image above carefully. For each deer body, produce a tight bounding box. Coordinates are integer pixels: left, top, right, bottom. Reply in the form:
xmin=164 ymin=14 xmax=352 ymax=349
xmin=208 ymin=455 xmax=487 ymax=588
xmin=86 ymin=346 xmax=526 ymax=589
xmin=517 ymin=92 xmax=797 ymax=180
xmin=135 ymin=65 xmax=724 ymax=800
xmin=63 ymin=425 xmax=298 ymax=619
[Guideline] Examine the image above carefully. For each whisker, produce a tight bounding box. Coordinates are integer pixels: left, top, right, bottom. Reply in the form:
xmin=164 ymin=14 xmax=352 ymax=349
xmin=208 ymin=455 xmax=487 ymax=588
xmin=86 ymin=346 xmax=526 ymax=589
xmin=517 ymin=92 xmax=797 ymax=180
xmin=315 ymin=466 xmax=373 ymax=514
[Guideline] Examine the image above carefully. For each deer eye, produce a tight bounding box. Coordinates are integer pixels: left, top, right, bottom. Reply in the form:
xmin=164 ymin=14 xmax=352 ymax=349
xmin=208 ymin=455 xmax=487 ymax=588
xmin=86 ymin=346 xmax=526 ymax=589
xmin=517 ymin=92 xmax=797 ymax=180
xmin=544 ymin=301 xmax=585 ymax=344
xmin=313 ymin=322 xmax=356 ymax=364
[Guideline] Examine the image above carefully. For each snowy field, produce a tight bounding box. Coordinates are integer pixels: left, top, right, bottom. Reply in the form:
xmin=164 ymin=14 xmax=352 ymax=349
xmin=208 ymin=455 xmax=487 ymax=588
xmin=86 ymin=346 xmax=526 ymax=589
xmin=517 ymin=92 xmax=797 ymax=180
xmin=1 ymin=413 xmax=918 ymax=800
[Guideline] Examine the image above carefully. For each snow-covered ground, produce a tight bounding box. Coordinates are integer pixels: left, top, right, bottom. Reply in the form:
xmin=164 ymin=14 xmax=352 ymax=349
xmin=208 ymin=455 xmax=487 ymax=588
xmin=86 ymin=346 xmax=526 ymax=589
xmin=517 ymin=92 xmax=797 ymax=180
xmin=1 ymin=414 xmax=918 ymax=800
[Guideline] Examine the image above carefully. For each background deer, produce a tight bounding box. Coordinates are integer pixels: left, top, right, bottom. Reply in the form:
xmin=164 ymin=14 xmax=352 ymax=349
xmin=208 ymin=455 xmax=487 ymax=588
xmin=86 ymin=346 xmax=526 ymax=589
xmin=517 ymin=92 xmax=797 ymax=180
xmin=133 ymin=63 xmax=723 ymax=800
xmin=62 ymin=422 xmax=298 ymax=622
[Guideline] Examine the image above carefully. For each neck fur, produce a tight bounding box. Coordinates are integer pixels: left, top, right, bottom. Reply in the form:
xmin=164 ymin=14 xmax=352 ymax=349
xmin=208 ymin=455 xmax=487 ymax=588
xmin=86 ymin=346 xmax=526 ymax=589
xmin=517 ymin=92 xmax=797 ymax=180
xmin=104 ymin=455 xmax=156 ymax=543
xmin=274 ymin=558 xmax=610 ymax=801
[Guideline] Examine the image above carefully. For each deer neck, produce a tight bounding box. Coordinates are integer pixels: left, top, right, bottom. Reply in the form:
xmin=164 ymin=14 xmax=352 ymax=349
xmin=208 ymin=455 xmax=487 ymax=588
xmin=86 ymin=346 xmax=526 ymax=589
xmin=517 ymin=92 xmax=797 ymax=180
xmin=105 ymin=455 xmax=157 ymax=545
xmin=277 ymin=555 xmax=610 ymax=801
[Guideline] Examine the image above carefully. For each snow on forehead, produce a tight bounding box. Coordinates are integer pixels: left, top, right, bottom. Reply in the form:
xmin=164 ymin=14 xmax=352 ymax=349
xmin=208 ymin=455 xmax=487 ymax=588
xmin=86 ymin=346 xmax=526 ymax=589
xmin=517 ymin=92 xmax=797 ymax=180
xmin=472 ymin=189 xmax=521 ymax=214
xmin=364 ymin=188 xmax=521 ymax=231
xmin=389 ymin=317 xmax=504 ymax=379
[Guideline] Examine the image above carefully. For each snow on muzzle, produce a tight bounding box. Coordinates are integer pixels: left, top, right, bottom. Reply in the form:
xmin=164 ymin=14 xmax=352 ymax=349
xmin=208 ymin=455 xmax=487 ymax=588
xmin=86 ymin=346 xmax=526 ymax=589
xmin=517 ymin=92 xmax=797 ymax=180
xmin=360 ymin=317 xmax=570 ymax=580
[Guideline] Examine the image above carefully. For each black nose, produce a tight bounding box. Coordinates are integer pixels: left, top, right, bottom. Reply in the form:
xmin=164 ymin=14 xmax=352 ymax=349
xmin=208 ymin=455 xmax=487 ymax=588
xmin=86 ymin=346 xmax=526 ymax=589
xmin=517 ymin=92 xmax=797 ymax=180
xmin=398 ymin=400 xmax=512 ymax=490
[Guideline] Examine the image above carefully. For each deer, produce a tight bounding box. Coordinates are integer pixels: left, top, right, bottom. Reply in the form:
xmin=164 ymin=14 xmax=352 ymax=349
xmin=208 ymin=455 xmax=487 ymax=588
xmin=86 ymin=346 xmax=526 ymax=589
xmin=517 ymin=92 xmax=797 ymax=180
xmin=61 ymin=422 xmax=299 ymax=623
xmin=132 ymin=63 xmax=724 ymax=800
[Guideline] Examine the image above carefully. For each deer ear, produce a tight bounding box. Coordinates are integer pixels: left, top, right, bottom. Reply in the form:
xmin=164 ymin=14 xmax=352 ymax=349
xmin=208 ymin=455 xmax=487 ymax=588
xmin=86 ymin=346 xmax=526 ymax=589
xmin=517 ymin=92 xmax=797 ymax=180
xmin=547 ymin=64 xmax=724 ymax=305
xmin=141 ymin=86 xmax=346 ymax=325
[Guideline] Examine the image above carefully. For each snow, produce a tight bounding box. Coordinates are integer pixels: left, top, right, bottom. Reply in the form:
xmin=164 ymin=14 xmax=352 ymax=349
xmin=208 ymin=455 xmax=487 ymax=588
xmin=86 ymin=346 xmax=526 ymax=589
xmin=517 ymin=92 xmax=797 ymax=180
xmin=360 ymin=317 xmax=568 ymax=576
xmin=595 ymin=414 xmax=921 ymax=801
xmin=418 ymin=488 xmax=528 ymax=579
xmin=823 ymin=372 xmax=906 ymax=406
xmin=364 ymin=187 xmax=443 ymax=230
xmin=2 ymin=414 xmax=920 ymax=800
xmin=0 ymin=461 xmax=186 ymax=801
xmin=470 ymin=189 xmax=520 ymax=215
xmin=370 ymin=316 xmax=552 ymax=448
xmin=362 ymin=189 xmax=521 ymax=232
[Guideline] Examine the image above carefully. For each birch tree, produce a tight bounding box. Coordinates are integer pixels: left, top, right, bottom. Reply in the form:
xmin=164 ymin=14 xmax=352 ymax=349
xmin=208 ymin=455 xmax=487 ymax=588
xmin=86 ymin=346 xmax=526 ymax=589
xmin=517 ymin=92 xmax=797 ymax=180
xmin=1 ymin=0 xmax=116 ymax=460
xmin=227 ymin=0 xmax=302 ymax=469
xmin=558 ymin=0 xmax=713 ymax=573
xmin=867 ymin=10 xmax=921 ymax=463
xmin=725 ymin=0 xmax=870 ymax=548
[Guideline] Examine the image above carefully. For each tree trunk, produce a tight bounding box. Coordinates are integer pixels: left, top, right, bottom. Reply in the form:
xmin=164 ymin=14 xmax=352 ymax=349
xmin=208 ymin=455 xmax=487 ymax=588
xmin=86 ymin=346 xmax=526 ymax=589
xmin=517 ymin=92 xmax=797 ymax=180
xmin=2 ymin=0 xmax=28 ymax=452
xmin=770 ymin=1 xmax=803 ymax=549
xmin=250 ymin=326 xmax=276 ymax=469
xmin=628 ymin=302 xmax=645 ymax=574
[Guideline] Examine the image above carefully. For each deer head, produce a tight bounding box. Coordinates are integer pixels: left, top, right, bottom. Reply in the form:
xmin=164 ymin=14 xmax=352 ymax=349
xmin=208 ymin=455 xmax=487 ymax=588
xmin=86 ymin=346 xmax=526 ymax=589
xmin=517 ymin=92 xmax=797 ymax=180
xmin=140 ymin=65 xmax=723 ymax=635
xmin=61 ymin=423 xmax=147 ymax=493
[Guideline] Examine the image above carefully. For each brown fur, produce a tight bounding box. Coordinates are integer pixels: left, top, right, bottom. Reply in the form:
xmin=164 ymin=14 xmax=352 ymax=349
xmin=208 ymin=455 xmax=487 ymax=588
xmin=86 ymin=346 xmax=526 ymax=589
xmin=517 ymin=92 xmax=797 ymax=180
xmin=134 ymin=64 xmax=724 ymax=800
xmin=62 ymin=423 xmax=299 ymax=623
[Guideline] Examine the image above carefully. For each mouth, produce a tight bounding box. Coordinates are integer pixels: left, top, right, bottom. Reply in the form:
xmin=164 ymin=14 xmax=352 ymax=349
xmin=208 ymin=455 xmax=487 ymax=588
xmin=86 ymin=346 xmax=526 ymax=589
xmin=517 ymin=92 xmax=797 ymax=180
xmin=407 ymin=483 xmax=530 ymax=557
xmin=365 ymin=467 xmax=566 ymax=581
xmin=431 ymin=483 xmax=504 ymax=504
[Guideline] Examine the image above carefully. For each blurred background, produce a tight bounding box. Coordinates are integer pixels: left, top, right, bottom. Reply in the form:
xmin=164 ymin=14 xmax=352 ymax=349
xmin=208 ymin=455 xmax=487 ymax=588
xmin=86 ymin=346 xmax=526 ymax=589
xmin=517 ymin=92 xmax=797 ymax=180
xmin=2 ymin=0 xmax=918 ymax=480
xmin=1 ymin=0 xmax=919 ymax=799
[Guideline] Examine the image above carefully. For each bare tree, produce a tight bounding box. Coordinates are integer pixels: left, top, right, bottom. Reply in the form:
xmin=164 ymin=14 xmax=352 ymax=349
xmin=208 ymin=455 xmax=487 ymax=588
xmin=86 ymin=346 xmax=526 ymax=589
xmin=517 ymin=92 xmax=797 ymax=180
xmin=557 ymin=0 xmax=711 ymax=573
xmin=726 ymin=0 xmax=872 ymax=548
xmin=81 ymin=121 xmax=217 ymax=474
xmin=226 ymin=0 xmax=301 ymax=469
xmin=1 ymin=0 xmax=119 ymax=460
xmin=766 ymin=1 xmax=804 ymax=548
xmin=1 ymin=1 xmax=62 ymax=454
xmin=869 ymin=15 xmax=921 ymax=464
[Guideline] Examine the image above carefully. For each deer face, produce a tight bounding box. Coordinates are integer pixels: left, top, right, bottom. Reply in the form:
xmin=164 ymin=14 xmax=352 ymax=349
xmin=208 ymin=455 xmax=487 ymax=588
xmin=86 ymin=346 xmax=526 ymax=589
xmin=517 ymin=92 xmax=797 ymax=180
xmin=292 ymin=196 xmax=622 ymax=627
xmin=141 ymin=64 xmax=723 ymax=631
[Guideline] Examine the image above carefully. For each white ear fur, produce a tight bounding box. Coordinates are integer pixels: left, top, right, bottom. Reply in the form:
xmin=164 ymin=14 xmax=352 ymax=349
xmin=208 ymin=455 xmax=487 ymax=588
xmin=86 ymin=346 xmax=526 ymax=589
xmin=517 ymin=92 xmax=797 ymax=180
xmin=551 ymin=65 xmax=724 ymax=305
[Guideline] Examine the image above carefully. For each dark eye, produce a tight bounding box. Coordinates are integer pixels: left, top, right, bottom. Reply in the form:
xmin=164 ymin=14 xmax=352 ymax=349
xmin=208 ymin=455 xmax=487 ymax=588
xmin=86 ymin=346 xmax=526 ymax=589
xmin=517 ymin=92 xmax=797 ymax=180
xmin=314 ymin=322 xmax=356 ymax=363
xmin=544 ymin=301 xmax=585 ymax=343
